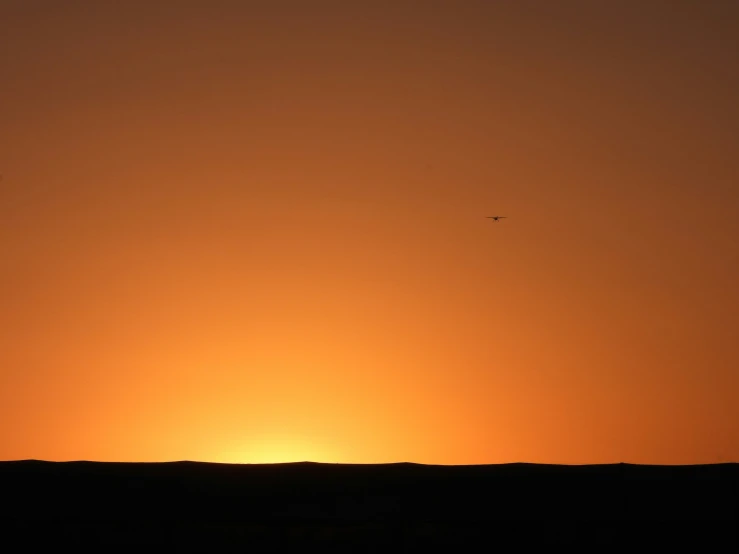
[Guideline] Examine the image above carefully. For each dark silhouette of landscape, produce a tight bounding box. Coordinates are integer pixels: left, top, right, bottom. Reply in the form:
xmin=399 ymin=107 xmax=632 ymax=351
xmin=2 ymin=460 xmax=737 ymax=548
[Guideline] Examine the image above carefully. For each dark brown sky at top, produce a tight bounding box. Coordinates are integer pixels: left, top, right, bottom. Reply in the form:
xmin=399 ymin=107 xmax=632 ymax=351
xmin=1 ymin=1 xmax=737 ymax=464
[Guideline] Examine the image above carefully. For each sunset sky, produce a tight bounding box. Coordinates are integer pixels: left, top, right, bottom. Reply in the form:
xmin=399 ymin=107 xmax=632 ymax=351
xmin=2 ymin=0 xmax=737 ymax=465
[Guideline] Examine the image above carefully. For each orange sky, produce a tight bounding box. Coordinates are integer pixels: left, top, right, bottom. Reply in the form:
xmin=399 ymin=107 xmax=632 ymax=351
xmin=1 ymin=0 xmax=737 ymax=465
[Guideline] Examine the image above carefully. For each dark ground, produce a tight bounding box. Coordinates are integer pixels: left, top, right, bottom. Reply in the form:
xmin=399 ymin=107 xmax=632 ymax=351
xmin=2 ymin=460 xmax=737 ymax=550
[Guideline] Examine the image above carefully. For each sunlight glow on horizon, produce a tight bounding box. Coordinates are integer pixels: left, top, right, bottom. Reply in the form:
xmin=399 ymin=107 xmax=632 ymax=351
xmin=210 ymin=435 xmax=340 ymax=465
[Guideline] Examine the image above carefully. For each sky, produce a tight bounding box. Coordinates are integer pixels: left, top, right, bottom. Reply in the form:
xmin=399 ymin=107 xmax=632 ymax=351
xmin=1 ymin=0 xmax=737 ymax=465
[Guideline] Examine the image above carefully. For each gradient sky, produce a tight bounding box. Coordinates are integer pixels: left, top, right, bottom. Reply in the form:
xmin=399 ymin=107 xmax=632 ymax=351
xmin=2 ymin=0 xmax=737 ymax=465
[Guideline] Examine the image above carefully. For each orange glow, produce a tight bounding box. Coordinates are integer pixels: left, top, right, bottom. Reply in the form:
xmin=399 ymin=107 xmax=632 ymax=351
xmin=1 ymin=1 xmax=738 ymax=466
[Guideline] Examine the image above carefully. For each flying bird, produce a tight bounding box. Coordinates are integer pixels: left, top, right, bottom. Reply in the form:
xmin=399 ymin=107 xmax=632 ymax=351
xmin=485 ymin=216 xmax=507 ymax=221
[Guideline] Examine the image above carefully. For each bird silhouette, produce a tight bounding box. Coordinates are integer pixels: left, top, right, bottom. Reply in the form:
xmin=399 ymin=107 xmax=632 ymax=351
xmin=485 ymin=216 xmax=507 ymax=222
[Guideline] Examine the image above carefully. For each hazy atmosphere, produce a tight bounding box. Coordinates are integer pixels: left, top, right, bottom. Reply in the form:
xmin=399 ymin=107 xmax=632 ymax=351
xmin=2 ymin=0 xmax=737 ymax=465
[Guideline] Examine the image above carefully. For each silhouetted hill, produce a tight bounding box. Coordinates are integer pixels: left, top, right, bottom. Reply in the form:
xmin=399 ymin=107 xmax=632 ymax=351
xmin=2 ymin=461 xmax=737 ymax=549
